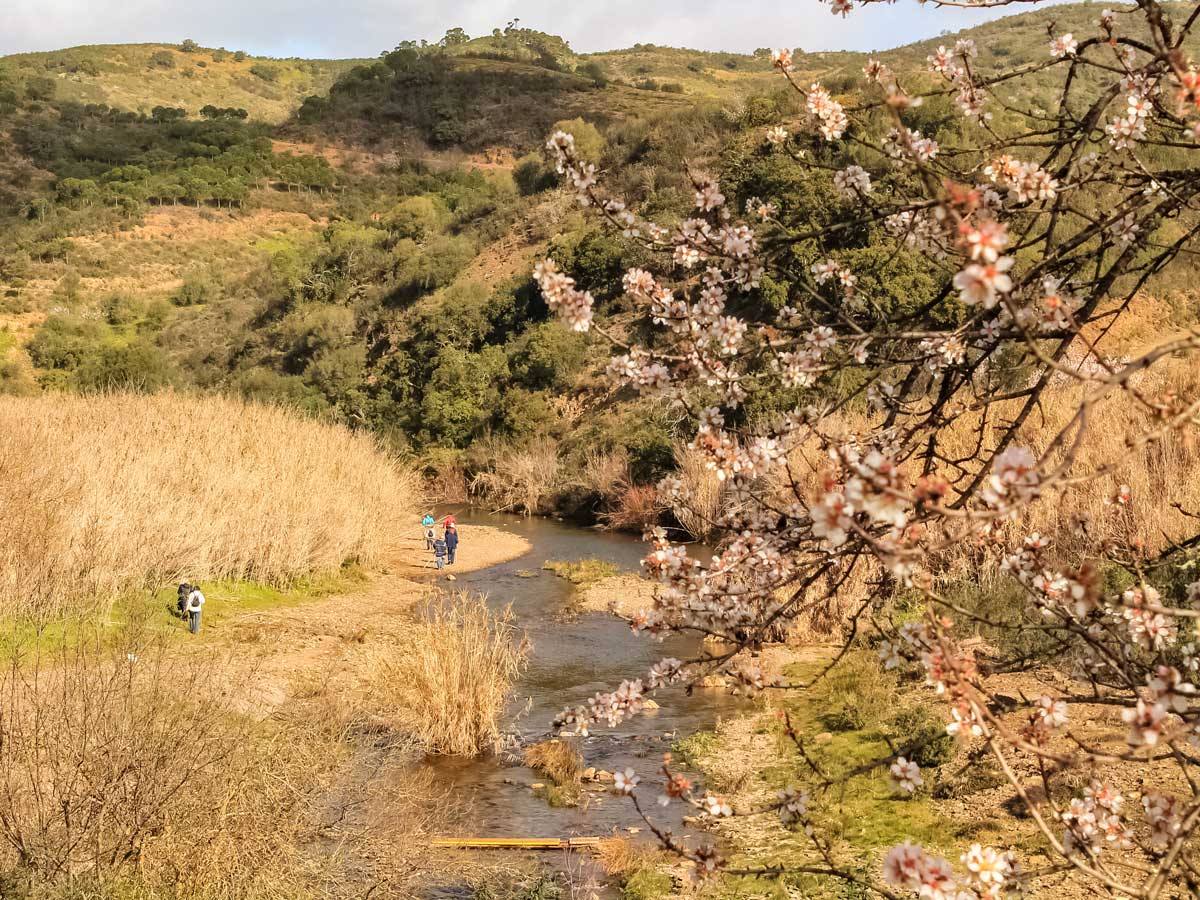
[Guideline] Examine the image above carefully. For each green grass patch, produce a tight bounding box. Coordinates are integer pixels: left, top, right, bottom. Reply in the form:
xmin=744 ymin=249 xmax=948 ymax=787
xmin=679 ymin=651 xmax=972 ymax=899
xmin=149 ymin=564 xmax=365 ymax=632
xmin=621 ymin=867 xmax=673 ymax=900
xmin=671 ymin=729 xmax=720 ymax=769
xmin=0 ymin=563 xmax=365 ymax=658
xmin=542 ymin=558 xmax=619 ymax=587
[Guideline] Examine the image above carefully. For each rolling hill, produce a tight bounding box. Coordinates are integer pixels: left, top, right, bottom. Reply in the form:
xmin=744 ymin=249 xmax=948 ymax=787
xmin=0 ymin=42 xmax=366 ymax=123
xmin=0 ymin=2 xmax=1194 ymax=510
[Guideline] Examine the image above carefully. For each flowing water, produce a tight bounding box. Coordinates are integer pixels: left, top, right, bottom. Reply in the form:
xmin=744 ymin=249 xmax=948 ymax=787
xmin=415 ymin=507 xmax=743 ymax=847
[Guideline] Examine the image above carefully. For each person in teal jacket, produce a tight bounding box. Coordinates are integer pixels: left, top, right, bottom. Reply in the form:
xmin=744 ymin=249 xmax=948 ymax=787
xmin=422 ymin=514 xmax=436 ymax=550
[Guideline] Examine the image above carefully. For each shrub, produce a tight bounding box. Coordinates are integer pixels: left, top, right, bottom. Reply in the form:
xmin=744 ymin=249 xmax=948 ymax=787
xmin=71 ymin=341 xmax=171 ymax=393
xmin=174 ymin=270 xmax=220 ymax=305
xmin=101 ymin=293 xmax=140 ymax=326
xmin=0 ymin=624 xmax=242 ymax=880
xmin=812 ymin=651 xmax=897 ymax=733
xmin=605 ymin=484 xmax=663 ymax=533
xmin=0 ymin=392 xmax=418 ymax=618
xmin=524 ymin=739 xmax=583 ymax=791
xmin=249 ymin=63 xmax=279 ymax=82
xmin=513 ymin=153 xmax=554 ymax=195
xmin=364 ymin=593 xmax=528 ymax=755
xmin=0 ymin=359 xmax=35 ymax=396
xmin=470 ymin=437 xmax=561 ymax=515
xmin=887 ymin=706 xmax=955 ymax=769
xmin=27 ymin=315 xmax=107 ymax=371
xmin=150 ymin=50 xmax=175 ymax=69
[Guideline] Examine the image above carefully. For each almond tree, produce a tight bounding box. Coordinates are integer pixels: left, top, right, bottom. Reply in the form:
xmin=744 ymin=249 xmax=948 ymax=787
xmin=537 ymin=3 xmax=1200 ymax=897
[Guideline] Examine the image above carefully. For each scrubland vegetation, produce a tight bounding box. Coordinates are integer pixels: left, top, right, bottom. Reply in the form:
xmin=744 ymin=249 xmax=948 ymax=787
xmin=2 ymin=3 xmax=1200 ymax=899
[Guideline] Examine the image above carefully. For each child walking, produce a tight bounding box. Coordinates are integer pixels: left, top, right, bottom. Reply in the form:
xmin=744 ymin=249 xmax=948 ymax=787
xmin=433 ymin=535 xmax=448 ymax=570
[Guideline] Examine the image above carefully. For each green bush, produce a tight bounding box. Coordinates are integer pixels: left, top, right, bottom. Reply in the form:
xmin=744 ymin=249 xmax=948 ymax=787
xmin=0 ymin=359 xmax=36 ymax=396
xmin=71 ymin=342 xmax=172 ymax=393
xmin=812 ymin=651 xmax=897 ymax=733
xmin=550 ymin=117 xmax=605 ymax=164
xmin=102 ymin=294 xmax=141 ymax=326
xmin=249 ymin=63 xmax=279 ymax=82
xmin=513 ymin=154 xmax=555 ymax=196
xmin=173 ymin=271 xmax=219 ymax=306
xmin=150 ymin=50 xmax=176 ymax=69
xmin=888 ymin=706 xmax=955 ymax=769
xmin=28 ymin=315 xmax=108 ymax=371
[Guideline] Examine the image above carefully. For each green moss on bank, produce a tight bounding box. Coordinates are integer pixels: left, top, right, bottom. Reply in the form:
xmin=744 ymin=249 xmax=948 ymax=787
xmin=678 ymin=650 xmax=976 ymax=900
xmin=0 ymin=563 xmax=365 ymax=657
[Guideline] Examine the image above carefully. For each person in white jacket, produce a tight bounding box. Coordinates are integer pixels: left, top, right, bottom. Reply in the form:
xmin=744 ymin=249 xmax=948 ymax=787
xmin=185 ymin=585 xmax=205 ymax=635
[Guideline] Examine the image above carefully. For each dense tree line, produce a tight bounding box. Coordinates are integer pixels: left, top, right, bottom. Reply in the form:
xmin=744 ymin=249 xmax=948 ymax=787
xmin=11 ymin=102 xmax=338 ymax=214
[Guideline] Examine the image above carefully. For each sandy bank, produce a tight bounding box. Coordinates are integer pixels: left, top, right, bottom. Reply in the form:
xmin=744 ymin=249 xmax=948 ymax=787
xmin=576 ymin=572 xmax=657 ymax=618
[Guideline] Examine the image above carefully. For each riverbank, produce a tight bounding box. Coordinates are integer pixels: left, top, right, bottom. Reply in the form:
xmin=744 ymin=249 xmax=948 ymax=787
xmin=216 ymin=523 xmax=532 ymax=713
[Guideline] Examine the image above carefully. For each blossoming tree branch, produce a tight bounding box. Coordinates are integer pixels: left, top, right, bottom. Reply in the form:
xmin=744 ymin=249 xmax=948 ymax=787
xmin=536 ymin=3 xmax=1200 ymax=898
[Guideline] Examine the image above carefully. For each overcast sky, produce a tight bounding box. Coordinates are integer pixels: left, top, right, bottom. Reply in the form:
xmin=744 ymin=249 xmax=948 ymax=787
xmin=3 ymin=0 xmax=1063 ymax=59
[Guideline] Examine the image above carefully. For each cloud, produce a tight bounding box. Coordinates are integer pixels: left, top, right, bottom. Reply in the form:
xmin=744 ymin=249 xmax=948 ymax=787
xmin=1 ymin=0 xmax=1058 ymax=59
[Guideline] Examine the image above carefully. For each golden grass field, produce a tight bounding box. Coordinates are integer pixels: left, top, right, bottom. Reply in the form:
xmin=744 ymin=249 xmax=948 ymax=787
xmin=0 ymin=391 xmax=418 ymax=619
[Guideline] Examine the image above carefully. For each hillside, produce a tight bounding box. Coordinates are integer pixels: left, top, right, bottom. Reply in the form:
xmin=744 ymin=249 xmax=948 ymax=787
xmin=0 ymin=42 xmax=365 ymax=123
xmin=0 ymin=2 xmax=1195 ymax=515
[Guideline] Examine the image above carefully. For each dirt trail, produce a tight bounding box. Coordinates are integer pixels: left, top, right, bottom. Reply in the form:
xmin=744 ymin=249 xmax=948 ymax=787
xmin=219 ymin=523 xmax=531 ymax=711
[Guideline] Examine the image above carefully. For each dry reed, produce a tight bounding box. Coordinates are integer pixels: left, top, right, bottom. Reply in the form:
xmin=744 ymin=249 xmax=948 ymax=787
xmin=0 ymin=392 xmax=419 ymax=619
xmin=523 ymin=738 xmax=584 ymax=790
xmin=671 ymin=443 xmax=730 ymax=541
xmin=364 ymin=592 xmax=529 ymax=756
xmin=767 ymin=354 xmax=1200 ymax=636
xmin=469 ymin=437 xmax=561 ymax=515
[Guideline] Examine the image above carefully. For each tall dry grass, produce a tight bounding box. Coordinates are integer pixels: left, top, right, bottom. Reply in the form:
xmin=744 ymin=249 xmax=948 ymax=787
xmin=937 ymin=358 xmax=1200 ymax=567
xmin=363 ymin=592 xmax=529 ymax=756
xmin=470 ymin=437 xmax=561 ymax=515
xmin=0 ymin=392 xmax=419 ymax=619
xmin=763 ymin=355 xmax=1200 ymax=636
xmin=672 ymin=443 xmax=730 ymax=541
xmin=523 ymin=738 xmax=584 ymax=790
xmin=0 ymin=618 xmax=457 ymax=899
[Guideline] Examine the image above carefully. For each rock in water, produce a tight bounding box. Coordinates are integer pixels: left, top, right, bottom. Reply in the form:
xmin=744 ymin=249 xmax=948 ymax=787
xmin=445 ymin=573 xmax=456 ymax=581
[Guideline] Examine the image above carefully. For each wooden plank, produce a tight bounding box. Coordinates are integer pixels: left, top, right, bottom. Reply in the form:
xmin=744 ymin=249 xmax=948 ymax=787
xmin=431 ymin=837 xmax=602 ymax=849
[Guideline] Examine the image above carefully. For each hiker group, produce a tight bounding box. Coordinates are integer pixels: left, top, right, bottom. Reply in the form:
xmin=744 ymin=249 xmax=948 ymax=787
xmin=422 ymin=513 xmax=459 ymax=570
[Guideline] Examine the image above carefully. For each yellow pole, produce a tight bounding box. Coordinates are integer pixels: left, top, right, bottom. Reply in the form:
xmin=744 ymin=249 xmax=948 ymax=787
xmin=431 ymin=837 xmax=602 ymax=850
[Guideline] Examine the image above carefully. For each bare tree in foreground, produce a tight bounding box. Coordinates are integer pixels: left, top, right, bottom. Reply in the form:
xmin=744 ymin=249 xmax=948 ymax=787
xmin=538 ymin=3 xmax=1200 ymax=897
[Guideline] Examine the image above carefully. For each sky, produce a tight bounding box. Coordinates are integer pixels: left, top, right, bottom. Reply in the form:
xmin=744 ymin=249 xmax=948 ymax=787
xmin=2 ymin=0 xmax=1067 ymax=59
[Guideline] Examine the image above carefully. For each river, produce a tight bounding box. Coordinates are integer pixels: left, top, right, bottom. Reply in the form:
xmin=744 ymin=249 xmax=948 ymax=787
xmin=411 ymin=507 xmax=742 ymax=870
